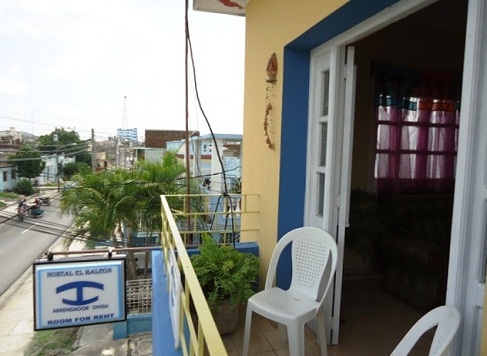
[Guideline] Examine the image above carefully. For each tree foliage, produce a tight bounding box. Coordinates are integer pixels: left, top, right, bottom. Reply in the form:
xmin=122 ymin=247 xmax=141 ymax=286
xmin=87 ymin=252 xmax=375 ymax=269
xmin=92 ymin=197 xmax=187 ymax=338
xmin=131 ymin=152 xmax=187 ymax=234
xmin=61 ymin=167 xmax=133 ymax=242
xmin=13 ymin=178 xmax=34 ymax=195
xmin=8 ymin=145 xmax=46 ymax=179
xmin=62 ymin=162 xmax=90 ymax=180
xmin=60 ymin=151 xmax=186 ymax=279
xmin=37 ymin=128 xmax=81 ymax=153
xmin=37 ymin=128 xmax=92 ymax=164
xmin=75 ymin=150 xmax=92 ymax=166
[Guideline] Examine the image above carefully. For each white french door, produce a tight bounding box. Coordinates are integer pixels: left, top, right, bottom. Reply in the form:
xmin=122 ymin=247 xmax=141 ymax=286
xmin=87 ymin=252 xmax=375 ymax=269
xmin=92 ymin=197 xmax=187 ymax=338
xmin=304 ymin=45 xmax=356 ymax=344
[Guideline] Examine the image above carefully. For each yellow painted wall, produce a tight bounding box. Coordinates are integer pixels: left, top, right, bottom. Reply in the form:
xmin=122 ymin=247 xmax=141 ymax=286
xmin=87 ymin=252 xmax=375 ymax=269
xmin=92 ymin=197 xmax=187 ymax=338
xmin=237 ymin=0 xmax=487 ymax=352
xmin=240 ymin=0 xmax=347 ymax=286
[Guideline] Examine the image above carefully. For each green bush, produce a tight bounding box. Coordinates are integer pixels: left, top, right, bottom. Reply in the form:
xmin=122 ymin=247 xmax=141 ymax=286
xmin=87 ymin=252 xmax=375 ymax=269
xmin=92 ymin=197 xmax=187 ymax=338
xmin=62 ymin=162 xmax=90 ymax=180
xmin=191 ymin=234 xmax=259 ymax=310
xmin=13 ymin=178 xmax=34 ymax=196
xmin=24 ymin=327 xmax=79 ymax=356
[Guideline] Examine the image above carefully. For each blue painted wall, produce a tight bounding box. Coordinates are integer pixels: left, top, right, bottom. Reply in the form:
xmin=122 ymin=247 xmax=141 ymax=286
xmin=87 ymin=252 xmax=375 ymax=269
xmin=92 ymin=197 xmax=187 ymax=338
xmin=151 ymin=243 xmax=259 ymax=354
xmin=151 ymin=250 xmax=182 ymax=356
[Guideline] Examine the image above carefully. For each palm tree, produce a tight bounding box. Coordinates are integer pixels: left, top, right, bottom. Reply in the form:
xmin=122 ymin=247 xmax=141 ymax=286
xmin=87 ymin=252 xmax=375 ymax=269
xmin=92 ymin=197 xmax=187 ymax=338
xmin=60 ymin=151 xmax=187 ymax=279
xmin=125 ymin=154 xmax=186 ymax=277
xmin=131 ymin=152 xmax=186 ymax=236
xmin=61 ymin=166 xmax=127 ymax=245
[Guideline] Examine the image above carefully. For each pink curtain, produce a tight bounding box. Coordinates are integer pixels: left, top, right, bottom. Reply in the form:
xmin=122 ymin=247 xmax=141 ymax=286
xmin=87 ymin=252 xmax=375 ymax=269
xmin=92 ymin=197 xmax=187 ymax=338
xmin=374 ymin=65 xmax=460 ymax=196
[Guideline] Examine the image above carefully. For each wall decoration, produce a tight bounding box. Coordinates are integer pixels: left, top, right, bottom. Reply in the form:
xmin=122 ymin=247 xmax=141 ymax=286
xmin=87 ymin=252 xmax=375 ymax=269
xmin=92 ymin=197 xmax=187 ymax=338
xmin=266 ymin=53 xmax=277 ymax=83
xmin=264 ymin=53 xmax=277 ymax=149
xmin=263 ymin=102 xmax=274 ymax=149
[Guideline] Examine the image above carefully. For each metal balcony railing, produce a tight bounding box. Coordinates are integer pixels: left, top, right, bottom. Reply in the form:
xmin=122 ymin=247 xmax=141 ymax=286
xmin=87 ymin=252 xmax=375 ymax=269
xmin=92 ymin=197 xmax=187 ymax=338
xmin=126 ymin=279 xmax=152 ymax=315
xmin=164 ymin=193 xmax=260 ymax=246
xmin=160 ymin=194 xmax=259 ymax=355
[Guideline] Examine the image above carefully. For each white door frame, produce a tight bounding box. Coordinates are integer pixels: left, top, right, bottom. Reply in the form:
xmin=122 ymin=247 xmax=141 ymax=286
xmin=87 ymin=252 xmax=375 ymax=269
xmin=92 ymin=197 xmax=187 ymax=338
xmin=445 ymin=0 xmax=486 ymax=354
xmin=303 ymin=0 xmax=482 ymax=353
xmin=304 ymin=48 xmax=336 ymax=232
xmin=334 ymin=46 xmax=357 ymax=344
xmin=304 ymin=44 xmax=348 ymax=343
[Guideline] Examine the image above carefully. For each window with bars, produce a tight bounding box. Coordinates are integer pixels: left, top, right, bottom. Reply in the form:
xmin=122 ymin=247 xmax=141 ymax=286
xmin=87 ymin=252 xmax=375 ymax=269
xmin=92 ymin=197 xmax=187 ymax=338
xmin=373 ymin=65 xmax=460 ymax=196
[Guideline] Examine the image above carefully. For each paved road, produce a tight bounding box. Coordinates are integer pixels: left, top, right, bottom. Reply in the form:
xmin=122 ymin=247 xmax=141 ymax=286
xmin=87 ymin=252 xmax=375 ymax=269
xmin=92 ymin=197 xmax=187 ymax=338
xmin=0 ymin=196 xmax=72 ymax=297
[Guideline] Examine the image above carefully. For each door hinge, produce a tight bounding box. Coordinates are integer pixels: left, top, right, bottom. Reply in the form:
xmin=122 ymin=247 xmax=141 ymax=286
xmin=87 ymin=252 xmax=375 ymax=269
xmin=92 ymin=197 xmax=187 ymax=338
xmin=334 ymin=195 xmax=340 ymax=207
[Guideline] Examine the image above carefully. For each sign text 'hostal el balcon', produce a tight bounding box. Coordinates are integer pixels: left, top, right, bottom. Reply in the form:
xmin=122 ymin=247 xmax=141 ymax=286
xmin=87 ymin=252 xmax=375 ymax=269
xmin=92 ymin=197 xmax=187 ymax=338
xmin=33 ymin=256 xmax=126 ymax=330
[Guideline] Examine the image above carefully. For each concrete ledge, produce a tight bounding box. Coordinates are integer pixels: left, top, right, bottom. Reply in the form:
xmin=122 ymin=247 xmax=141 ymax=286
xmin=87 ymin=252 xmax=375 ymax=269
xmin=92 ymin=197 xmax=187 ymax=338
xmin=113 ymin=314 xmax=152 ymax=339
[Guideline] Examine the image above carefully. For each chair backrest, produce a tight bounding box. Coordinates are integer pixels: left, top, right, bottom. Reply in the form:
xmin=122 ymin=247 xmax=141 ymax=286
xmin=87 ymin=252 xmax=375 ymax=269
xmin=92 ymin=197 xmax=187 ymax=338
xmin=265 ymin=227 xmax=338 ymax=305
xmin=391 ymin=305 xmax=461 ymax=356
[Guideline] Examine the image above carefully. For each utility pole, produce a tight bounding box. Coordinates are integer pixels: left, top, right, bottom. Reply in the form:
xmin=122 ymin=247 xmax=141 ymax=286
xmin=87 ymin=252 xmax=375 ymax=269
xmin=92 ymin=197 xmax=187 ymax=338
xmin=114 ymin=136 xmax=118 ymax=168
xmin=91 ymin=129 xmax=96 ymax=171
xmin=184 ymin=0 xmax=192 ymax=243
xmin=120 ymin=96 xmax=127 ymax=169
xmin=53 ymin=133 xmax=60 ymax=192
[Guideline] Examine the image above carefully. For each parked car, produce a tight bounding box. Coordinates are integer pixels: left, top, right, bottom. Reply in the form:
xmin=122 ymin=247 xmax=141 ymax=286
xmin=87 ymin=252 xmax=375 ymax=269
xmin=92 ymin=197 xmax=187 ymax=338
xmin=63 ymin=182 xmax=77 ymax=191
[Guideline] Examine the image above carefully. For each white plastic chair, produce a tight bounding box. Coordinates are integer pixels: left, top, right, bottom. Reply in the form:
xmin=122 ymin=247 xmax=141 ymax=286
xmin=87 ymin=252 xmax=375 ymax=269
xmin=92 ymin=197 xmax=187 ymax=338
xmin=242 ymin=227 xmax=338 ymax=356
xmin=391 ymin=305 xmax=461 ymax=356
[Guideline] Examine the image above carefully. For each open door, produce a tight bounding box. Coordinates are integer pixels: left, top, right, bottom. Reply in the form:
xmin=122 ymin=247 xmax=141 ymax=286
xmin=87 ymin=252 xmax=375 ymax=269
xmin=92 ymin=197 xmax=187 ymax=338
xmin=304 ymin=45 xmax=356 ymax=344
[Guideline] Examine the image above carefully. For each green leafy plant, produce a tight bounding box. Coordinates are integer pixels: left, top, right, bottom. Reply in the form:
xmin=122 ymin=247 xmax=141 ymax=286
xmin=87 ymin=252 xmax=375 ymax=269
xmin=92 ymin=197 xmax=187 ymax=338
xmin=230 ymin=177 xmax=242 ymax=194
xmin=24 ymin=327 xmax=78 ymax=355
xmin=13 ymin=178 xmax=34 ymax=195
xmin=8 ymin=145 xmax=46 ymax=179
xmin=191 ymin=234 xmax=259 ymax=310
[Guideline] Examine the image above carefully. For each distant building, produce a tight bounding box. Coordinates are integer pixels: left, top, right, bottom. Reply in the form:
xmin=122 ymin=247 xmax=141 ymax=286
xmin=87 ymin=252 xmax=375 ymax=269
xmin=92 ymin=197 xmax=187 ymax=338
xmin=144 ymin=129 xmax=199 ymax=149
xmin=38 ymin=155 xmax=57 ymax=185
xmin=0 ymin=127 xmax=36 ymax=145
xmin=38 ymin=153 xmax=75 ymax=186
xmin=168 ymin=133 xmax=242 ymax=193
xmin=0 ymin=164 xmax=17 ymax=191
xmin=133 ymin=130 xmax=201 ymax=164
xmin=117 ymin=128 xmax=138 ymax=144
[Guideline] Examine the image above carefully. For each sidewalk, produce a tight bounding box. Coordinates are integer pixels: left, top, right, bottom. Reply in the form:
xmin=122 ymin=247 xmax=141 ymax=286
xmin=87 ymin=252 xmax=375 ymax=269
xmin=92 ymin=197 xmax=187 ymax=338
xmin=0 ymin=190 xmax=55 ymax=355
xmin=0 ymin=269 xmax=35 ymax=355
xmin=0 ymin=191 xmax=153 ymax=355
xmin=0 ymin=236 xmax=77 ymax=355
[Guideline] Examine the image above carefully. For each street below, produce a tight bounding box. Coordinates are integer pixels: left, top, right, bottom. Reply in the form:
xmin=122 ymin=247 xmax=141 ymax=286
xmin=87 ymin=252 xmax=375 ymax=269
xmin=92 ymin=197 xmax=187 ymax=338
xmin=0 ymin=196 xmax=72 ymax=297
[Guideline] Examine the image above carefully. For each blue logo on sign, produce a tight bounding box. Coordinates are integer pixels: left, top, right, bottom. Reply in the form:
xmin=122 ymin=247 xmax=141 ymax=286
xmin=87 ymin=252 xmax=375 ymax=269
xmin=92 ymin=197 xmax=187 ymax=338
xmin=56 ymin=281 xmax=104 ymax=306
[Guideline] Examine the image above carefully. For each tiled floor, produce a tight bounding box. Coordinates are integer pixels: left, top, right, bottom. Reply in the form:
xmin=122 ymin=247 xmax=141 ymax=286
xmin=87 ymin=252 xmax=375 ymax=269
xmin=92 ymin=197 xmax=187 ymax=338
xmin=222 ymin=276 xmax=434 ymax=355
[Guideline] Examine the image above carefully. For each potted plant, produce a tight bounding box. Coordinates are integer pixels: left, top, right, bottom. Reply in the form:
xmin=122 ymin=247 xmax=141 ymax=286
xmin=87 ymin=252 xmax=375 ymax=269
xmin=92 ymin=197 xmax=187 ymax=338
xmin=190 ymin=234 xmax=259 ymax=334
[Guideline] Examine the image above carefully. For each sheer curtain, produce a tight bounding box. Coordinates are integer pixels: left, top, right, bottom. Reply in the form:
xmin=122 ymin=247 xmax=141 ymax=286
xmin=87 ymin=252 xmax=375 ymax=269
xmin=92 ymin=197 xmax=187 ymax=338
xmin=374 ymin=64 xmax=460 ymax=196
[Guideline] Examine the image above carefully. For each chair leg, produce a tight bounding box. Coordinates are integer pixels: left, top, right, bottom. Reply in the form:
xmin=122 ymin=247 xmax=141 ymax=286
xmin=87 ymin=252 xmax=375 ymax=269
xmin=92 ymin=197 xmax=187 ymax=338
xmin=242 ymin=305 xmax=253 ymax=356
xmin=288 ymin=323 xmax=305 ymax=356
xmin=316 ymin=311 xmax=328 ymax=356
xmin=278 ymin=323 xmax=288 ymax=343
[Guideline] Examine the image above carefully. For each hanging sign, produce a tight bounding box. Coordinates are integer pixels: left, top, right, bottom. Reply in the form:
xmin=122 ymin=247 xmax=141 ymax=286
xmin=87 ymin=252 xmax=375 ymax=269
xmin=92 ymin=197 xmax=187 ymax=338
xmin=168 ymin=247 xmax=181 ymax=349
xmin=33 ymin=256 xmax=126 ymax=330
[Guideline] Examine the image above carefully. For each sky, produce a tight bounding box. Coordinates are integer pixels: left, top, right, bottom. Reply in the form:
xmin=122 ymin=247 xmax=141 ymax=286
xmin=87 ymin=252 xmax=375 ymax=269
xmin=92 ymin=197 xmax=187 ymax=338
xmin=0 ymin=1 xmax=245 ymax=141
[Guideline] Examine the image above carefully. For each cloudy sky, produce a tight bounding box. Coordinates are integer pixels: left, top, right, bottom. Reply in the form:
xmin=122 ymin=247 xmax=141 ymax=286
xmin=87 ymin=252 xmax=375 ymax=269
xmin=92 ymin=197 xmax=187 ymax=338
xmin=0 ymin=1 xmax=245 ymax=141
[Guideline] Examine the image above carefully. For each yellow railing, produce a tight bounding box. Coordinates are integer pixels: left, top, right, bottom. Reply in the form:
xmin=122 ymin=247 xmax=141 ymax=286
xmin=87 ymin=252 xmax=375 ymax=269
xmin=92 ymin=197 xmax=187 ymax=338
xmin=160 ymin=194 xmax=259 ymax=355
xmin=165 ymin=193 xmax=260 ymax=245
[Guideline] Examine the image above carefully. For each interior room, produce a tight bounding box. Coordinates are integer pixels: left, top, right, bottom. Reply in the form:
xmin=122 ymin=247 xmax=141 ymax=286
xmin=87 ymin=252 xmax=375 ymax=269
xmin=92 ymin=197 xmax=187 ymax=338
xmin=339 ymin=0 xmax=468 ymax=352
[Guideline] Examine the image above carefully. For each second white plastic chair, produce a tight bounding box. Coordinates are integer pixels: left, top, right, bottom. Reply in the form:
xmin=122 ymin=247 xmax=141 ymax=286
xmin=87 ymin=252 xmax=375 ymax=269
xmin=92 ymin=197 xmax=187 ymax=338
xmin=242 ymin=226 xmax=338 ymax=356
xmin=391 ymin=305 xmax=461 ymax=356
